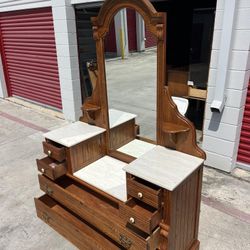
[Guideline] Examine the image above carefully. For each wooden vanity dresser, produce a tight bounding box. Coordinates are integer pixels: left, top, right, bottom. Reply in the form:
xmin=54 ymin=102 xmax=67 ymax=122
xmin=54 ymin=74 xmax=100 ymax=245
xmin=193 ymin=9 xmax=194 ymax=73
xmin=34 ymin=0 xmax=206 ymax=249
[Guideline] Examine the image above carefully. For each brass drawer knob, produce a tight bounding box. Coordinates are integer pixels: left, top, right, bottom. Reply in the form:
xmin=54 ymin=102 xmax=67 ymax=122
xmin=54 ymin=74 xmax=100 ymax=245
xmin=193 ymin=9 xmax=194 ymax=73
xmin=41 ymin=168 xmax=45 ymax=173
xmin=129 ymin=217 xmax=135 ymax=224
xmin=47 ymin=150 xmax=52 ymax=156
xmin=137 ymin=192 xmax=143 ymax=199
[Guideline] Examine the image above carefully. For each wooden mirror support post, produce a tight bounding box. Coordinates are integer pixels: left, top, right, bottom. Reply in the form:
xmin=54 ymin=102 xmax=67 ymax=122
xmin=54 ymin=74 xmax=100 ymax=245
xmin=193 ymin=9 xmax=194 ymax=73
xmin=34 ymin=0 xmax=206 ymax=249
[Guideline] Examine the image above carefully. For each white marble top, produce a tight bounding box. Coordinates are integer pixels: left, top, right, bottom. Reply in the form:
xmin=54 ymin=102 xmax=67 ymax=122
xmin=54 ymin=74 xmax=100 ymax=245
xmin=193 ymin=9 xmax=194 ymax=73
xmin=109 ymin=109 xmax=137 ymax=129
xmin=43 ymin=121 xmax=106 ymax=147
xmin=74 ymin=156 xmax=127 ymax=202
xmin=123 ymin=146 xmax=204 ymax=191
xmin=117 ymin=139 xmax=156 ymax=158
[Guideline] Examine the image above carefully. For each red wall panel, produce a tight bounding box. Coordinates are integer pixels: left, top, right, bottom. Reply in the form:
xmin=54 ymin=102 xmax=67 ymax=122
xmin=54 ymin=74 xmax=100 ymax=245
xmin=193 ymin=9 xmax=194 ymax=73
xmin=105 ymin=20 xmax=117 ymax=53
xmin=145 ymin=27 xmax=157 ymax=48
xmin=0 ymin=7 xmax=62 ymax=109
xmin=237 ymin=79 xmax=250 ymax=164
xmin=127 ymin=9 xmax=137 ymax=52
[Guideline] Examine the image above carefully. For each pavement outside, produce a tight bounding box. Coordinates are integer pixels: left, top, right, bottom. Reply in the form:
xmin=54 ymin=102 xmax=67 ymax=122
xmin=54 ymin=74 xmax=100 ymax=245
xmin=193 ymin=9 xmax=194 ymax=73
xmin=0 ymin=98 xmax=250 ymax=249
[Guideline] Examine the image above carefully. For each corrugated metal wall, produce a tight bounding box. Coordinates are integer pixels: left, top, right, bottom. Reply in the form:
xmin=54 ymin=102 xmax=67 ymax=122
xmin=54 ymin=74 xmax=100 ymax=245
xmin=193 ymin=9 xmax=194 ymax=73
xmin=0 ymin=0 xmax=51 ymax=13
xmin=127 ymin=8 xmax=137 ymax=52
xmin=104 ymin=20 xmax=117 ymax=53
xmin=0 ymin=7 xmax=62 ymax=109
xmin=237 ymin=79 xmax=250 ymax=165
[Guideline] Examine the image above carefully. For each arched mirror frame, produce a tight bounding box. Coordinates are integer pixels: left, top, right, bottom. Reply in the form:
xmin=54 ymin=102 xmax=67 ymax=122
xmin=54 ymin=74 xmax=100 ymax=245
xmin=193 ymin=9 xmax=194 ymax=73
xmin=82 ymin=0 xmax=205 ymax=159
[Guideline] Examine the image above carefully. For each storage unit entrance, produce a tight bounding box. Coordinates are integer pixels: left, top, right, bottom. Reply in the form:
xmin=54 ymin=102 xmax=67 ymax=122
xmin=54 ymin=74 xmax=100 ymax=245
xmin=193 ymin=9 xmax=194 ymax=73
xmin=0 ymin=7 xmax=62 ymax=109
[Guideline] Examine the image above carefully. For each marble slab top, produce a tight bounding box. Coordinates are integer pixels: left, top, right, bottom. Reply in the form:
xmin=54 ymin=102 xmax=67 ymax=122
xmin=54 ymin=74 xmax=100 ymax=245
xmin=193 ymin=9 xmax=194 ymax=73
xmin=123 ymin=145 xmax=204 ymax=191
xmin=117 ymin=139 xmax=156 ymax=158
xmin=109 ymin=109 xmax=137 ymax=129
xmin=74 ymin=156 xmax=127 ymax=202
xmin=43 ymin=121 xmax=106 ymax=147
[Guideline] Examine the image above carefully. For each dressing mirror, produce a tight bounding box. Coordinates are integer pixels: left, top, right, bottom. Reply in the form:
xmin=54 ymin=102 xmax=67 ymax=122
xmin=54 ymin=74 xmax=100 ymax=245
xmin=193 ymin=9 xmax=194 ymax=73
xmin=104 ymin=8 xmax=157 ymax=147
xmin=80 ymin=0 xmax=205 ymax=159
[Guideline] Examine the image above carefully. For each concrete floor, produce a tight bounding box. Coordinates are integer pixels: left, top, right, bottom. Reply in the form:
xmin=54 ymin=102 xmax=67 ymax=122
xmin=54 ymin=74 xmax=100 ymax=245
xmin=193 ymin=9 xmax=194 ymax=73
xmin=0 ymin=98 xmax=250 ymax=249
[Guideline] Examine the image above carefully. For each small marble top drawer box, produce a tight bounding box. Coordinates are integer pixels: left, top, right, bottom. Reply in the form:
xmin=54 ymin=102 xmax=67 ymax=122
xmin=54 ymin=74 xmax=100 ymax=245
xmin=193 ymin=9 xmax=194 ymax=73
xmin=37 ymin=157 xmax=67 ymax=180
xmin=43 ymin=140 xmax=66 ymax=162
xmin=127 ymin=177 xmax=162 ymax=209
xmin=119 ymin=198 xmax=161 ymax=234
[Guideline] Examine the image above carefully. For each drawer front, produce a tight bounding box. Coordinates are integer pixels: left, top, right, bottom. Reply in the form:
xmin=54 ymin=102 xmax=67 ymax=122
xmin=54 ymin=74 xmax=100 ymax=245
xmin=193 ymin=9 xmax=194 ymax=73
xmin=37 ymin=157 xmax=67 ymax=180
xmin=43 ymin=141 xmax=65 ymax=162
xmin=127 ymin=178 xmax=162 ymax=209
xmin=38 ymin=175 xmax=153 ymax=250
xmin=120 ymin=198 xmax=161 ymax=234
xmin=35 ymin=195 xmax=120 ymax=250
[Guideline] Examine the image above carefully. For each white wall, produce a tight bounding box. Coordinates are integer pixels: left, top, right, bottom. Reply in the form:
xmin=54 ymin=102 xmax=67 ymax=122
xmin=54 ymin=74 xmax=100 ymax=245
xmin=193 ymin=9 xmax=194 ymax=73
xmin=0 ymin=0 xmax=51 ymax=12
xmin=52 ymin=0 xmax=82 ymax=121
xmin=203 ymin=0 xmax=250 ymax=172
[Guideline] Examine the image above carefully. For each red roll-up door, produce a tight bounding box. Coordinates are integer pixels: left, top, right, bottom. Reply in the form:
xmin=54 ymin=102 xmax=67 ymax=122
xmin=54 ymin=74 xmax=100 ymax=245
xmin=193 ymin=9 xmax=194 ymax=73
xmin=105 ymin=20 xmax=117 ymax=53
xmin=145 ymin=27 xmax=157 ymax=48
xmin=127 ymin=9 xmax=137 ymax=52
xmin=237 ymin=78 xmax=250 ymax=164
xmin=0 ymin=7 xmax=62 ymax=109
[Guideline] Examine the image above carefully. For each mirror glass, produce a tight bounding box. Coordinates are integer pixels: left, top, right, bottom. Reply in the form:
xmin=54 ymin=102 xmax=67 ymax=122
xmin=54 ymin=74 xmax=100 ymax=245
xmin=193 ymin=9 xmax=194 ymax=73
xmin=104 ymin=8 xmax=157 ymax=150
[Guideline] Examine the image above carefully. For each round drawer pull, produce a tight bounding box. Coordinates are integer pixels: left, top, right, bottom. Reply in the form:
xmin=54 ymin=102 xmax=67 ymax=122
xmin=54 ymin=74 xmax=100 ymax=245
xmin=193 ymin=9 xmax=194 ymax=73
xmin=41 ymin=168 xmax=45 ymax=173
xmin=129 ymin=217 xmax=135 ymax=224
xmin=47 ymin=150 xmax=52 ymax=156
xmin=137 ymin=192 xmax=143 ymax=199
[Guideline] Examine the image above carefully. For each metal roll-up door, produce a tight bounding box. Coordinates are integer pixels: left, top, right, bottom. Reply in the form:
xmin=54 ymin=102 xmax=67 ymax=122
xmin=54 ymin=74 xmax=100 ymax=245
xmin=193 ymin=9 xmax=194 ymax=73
xmin=0 ymin=7 xmax=62 ymax=109
xmin=145 ymin=27 xmax=157 ymax=48
xmin=127 ymin=9 xmax=137 ymax=52
xmin=237 ymin=79 xmax=250 ymax=164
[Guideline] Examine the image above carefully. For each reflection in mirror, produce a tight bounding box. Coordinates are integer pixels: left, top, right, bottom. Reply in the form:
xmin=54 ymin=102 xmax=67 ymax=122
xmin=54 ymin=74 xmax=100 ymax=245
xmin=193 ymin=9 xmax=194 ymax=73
xmin=104 ymin=8 xmax=157 ymax=151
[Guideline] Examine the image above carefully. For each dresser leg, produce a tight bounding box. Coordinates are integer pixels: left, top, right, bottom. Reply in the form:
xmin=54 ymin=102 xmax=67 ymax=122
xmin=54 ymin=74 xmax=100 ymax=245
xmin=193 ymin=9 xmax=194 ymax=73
xmin=190 ymin=240 xmax=200 ymax=250
xmin=158 ymin=236 xmax=168 ymax=250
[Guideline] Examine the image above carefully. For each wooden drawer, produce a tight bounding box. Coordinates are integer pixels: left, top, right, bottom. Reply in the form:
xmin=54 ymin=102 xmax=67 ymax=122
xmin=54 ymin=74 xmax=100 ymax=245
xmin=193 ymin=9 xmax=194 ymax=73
xmin=37 ymin=157 xmax=67 ymax=180
xmin=127 ymin=177 xmax=162 ymax=209
xmin=119 ymin=198 xmax=161 ymax=234
xmin=35 ymin=195 xmax=120 ymax=250
xmin=43 ymin=141 xmax=65 ymax=162
xmin=38 ymin=174 xmax=160 ymax=249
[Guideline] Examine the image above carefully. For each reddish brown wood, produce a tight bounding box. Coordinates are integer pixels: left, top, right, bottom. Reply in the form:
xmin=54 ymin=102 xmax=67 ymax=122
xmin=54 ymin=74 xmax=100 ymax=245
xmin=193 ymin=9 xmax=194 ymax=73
xmin=68 ymin=173 xmax=121 ymax=205
xmin=162 ymin=122 xmax=190 ymax=134
xmin=36 ymin=157 xmax=67 ymax=180
xmin=37 ymin=175 xmax=159 ymax=249
xmin=167 ymin=69 xmax=189 ymax=97
xmin=160 ymin=87 xmax=206 ymax=158
xmin=108 ymin=149 xmax=136 ymax=163
xmin=127 ymin=177 xmax=162 ymax=209
xmin=35 ymin=195 xmax=120 ymax=250
xmin=66 ymin=134 xmax=105 ymax=173
xmin=110 ymin=119 xmax=136 ymax=149
xmin=35 ymin=1 xmax=204 ymax=249
xmin=159 ymin=167 xmax=203 ymax=250
xmin=43 ymin=140 xmax=65 ymax=162
xmin=119 ymin=197 xmax=161 ymax=234
xmin=190 ymin=240 xmax=200 ymax=250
